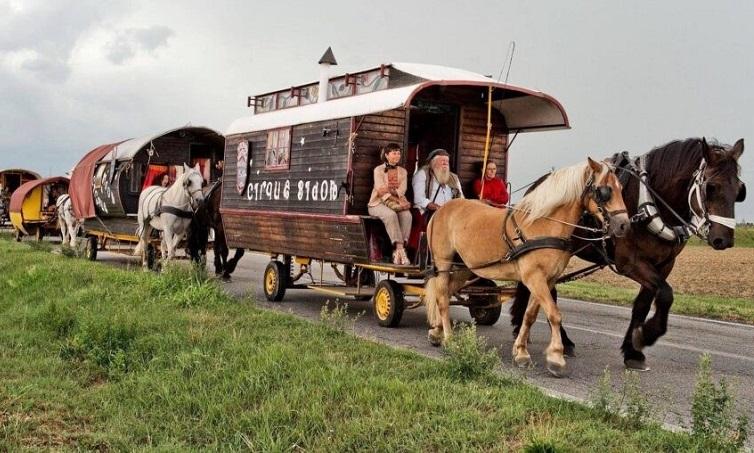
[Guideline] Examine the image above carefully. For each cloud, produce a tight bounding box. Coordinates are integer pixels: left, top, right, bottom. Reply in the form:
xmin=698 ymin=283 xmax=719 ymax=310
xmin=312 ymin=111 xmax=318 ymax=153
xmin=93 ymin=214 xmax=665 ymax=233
xmin=105 ymin=26 xmax=174 ymax=65
xmin=0 ymin=0 xmax=126 ymax=83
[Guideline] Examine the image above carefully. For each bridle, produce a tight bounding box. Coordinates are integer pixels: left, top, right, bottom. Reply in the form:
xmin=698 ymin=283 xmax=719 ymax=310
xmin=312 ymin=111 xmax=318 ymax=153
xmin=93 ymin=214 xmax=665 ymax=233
xmin=687 ymin=158 xmax=738 ymax=239
xmin=581 ymin=170 xmax=627 ymax=235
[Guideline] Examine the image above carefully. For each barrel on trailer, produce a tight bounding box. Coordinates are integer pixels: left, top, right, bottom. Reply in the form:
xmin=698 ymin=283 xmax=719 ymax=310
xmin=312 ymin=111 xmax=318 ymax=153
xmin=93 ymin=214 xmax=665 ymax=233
xmin=9 ymin=176 xmax=70 ymax=241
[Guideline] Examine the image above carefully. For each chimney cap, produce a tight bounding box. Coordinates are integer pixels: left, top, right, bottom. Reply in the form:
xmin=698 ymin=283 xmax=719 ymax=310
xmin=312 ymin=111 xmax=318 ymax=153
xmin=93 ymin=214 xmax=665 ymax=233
xmin=318 ymin=47 xmax=338 ymax=65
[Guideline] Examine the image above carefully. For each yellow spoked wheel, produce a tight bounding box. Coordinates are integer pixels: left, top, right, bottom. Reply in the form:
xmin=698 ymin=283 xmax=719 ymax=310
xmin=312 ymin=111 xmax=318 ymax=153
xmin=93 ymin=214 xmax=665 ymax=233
xmin=263 ymin=260 xmax=287 ymax=302
xmin=372 ymin=280 xmax=404 ymax=327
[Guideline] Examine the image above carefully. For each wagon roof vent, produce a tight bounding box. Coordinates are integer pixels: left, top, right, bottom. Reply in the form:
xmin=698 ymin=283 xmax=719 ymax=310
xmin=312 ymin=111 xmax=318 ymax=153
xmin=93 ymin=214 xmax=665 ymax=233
xmin=318 ymin=46 xmax=338 ymax=65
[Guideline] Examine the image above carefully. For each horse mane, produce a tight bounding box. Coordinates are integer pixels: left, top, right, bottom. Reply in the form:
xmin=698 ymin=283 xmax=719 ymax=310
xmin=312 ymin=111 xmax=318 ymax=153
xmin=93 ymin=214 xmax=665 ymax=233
xmin=517 ymin=161 xmax=606 ymax=224
xmin=644 ymin=138 xmax=738 ymax=186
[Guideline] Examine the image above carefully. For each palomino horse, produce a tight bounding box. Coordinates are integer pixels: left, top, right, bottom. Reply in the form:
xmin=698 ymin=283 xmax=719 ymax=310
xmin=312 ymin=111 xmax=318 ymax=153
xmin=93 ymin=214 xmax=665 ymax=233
xmin=55 ymin=194 xmax=81 ymax=247
xmin=134 ymin=164 xmax=205 ymax=268
xmin=187 ymin=180 xmax=245 ymax=280
xmin=510 ymin=138 xmax=746 ymax=370
xmin=424 ymin=159 xmax=630 ymax=377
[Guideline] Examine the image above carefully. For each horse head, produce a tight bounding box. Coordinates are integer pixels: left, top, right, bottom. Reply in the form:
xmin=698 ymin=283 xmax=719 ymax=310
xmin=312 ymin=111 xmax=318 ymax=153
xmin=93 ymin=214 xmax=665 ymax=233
xmin=182 ymin=163 xmax=206 ymax=209
xmin=584 ymin=158 xmax=630 ymax=238
xmin=695 ymin=138 xmax=745 ymax=250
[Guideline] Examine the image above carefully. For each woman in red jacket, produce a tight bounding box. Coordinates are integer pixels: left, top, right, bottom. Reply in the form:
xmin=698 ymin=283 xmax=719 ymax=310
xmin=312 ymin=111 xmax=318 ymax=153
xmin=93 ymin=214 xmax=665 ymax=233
xmin=472 ymin=160 xmax=509 ymax=208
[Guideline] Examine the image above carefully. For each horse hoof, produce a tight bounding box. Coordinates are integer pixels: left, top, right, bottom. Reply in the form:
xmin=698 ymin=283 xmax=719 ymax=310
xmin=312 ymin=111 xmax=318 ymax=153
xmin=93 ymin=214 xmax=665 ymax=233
xmin=631 ymin=327 xmax=645 ymax=351
xmin=564 ymin=344 xmax=576 ymax=358
xmin=624 ymin=359 xmax=650 ymax=372
xmin=513 ymin=356 xmax=533 ymax=368
xmin=546 ymin=360 xmax=569 ymax=378
xmin=428 ymin=331 xmax=443 ymax=347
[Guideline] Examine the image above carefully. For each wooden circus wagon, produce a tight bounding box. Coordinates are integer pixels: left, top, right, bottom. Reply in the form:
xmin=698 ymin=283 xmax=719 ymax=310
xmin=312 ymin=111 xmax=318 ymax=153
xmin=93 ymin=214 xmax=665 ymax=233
xmin=0 ymin=168 xmax=40 ymax=226
xmin=222 ymin=58 xmax=569 ymax=326
xmin=9 ymin=176 xmax=70 ymax=241
xmin=69 ymin=126 xmax=224 ymax=265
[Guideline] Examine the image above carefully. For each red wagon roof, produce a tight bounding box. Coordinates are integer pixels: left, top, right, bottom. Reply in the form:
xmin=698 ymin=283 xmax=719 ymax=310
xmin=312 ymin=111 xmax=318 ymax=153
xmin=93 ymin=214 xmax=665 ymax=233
xmin=9 ymin=176 xmax=70 ymax=213
xmin=69 ymin=142 xmax=125 ymax=219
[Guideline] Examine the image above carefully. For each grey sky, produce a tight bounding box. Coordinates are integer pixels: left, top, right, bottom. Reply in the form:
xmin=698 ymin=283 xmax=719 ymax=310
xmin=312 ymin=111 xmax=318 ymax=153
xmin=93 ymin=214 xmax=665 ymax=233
xmin=1 ymin=0 xmax=752 ymax=220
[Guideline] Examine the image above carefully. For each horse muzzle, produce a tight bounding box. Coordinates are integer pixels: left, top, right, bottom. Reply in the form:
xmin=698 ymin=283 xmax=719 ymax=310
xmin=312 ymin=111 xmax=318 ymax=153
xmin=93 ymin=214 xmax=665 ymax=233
xmin=608 ymin=211 xmax=631 ymax=238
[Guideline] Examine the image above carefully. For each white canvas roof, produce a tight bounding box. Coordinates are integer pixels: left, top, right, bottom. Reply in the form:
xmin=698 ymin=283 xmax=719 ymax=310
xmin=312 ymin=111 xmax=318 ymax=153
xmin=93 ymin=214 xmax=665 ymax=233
xmin=99 ymin=126 xmax=223 ymax=162
xmin=226 ymin=62 xmax=569 ymax=136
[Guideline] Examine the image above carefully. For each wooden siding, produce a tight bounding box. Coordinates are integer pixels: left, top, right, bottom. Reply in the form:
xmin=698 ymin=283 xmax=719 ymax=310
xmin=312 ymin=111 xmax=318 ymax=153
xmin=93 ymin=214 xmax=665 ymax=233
xmin=222 ymin=210 xmax=369 ymax=263
xmin=457 ymin=105 xmax=508 ymax=195
xmin=348 ymin=109 xmax=407 ymax=215
xmin=222 ymin=118 xmax=351 ymax=216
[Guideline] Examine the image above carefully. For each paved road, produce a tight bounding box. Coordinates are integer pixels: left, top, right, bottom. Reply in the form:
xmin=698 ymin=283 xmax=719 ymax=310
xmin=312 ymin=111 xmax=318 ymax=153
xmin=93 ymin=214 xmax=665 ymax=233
xmin=95 ymin=249 xmax=754 ymax=431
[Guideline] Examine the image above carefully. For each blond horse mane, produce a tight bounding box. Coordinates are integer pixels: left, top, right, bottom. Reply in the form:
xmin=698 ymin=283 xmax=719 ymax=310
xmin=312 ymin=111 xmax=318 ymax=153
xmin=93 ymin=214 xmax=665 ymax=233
xmin=516 ymin=161 xmax=607 ymax=225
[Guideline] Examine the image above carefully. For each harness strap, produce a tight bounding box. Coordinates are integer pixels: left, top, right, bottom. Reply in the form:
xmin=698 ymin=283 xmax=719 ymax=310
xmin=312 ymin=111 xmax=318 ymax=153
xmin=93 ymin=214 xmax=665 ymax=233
xmin=504 ymin=237 xmax=572 ymax=261
xmin=156 ymin=205 xmax=194 ymax=219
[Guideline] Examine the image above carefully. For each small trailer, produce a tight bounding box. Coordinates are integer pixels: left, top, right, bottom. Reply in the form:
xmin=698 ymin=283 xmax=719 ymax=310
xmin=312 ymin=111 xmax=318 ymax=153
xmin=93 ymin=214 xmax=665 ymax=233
xmin=69 ymin=126 xmax=225 ymax=264
xmin=220 ymin=57 xmax=570 ymax=327
xmin=9 ymin=176 xmax=69 ymax=241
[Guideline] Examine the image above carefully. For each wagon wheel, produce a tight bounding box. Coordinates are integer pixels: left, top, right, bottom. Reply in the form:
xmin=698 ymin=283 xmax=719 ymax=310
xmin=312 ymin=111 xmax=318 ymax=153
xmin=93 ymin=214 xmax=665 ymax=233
xmin=373 ymin=279 xmax=405 ymax=327
xmin=263 ymin=260 xmax=288 ymax=302
xmin=84 ymin=236 xmax=98 ymax=261
xmin=35 ymin=226 xmax=44 ymax=242
xmin=468 ymin=279 xmax=502 ymax=326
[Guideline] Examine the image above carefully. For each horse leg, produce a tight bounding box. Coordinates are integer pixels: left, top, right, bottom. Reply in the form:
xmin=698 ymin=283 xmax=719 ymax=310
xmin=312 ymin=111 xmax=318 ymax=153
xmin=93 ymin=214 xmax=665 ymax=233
xmin=436 ymin=271 xmax=453 ymax=344
xmin=632 ymin=259 xmax=675 ymax=352
xmin=621 ymin=286 xmax=655 ymax=370
xmin=524 ymin=276 xmax=567 ymax=377
xmin=512 ymin=293 xmax=539 ymax=369
xmin=511 ymin=284 xmax=575 ymax=357
xmin=140 ymin=225 xmax=153 ymax=270
xmin=224 ymin=248 xmax=245 ymax=279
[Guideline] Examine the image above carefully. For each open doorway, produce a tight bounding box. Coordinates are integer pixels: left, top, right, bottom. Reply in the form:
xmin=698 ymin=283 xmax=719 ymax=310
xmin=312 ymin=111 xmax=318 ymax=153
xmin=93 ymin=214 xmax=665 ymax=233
xmin=406 ymin=100 xmax=459 ymax=176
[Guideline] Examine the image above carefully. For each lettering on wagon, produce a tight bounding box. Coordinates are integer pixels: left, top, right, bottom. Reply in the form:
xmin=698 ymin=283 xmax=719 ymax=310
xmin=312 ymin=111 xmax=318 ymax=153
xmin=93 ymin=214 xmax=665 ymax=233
xmin=246 ymin=179 xmax=340 ymax=203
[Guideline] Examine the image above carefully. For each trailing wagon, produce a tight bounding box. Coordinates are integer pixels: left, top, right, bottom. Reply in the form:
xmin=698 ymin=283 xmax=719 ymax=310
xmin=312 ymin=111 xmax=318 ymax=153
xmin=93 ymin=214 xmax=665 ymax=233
xmin=9 ymin=176 xmax=69 ymax=241
xmin=69 ymin=126 xmax=224 ymax=264
xmin=221 ymin=55 xmax=569 ymax=327
xmin=0 ymin=168 xmax=40 ymax=226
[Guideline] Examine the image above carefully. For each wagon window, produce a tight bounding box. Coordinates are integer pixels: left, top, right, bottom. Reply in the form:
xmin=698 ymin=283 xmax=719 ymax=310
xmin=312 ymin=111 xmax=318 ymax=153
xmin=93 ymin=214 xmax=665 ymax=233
xmin=265 ymin=127 xmax=291 ymax=170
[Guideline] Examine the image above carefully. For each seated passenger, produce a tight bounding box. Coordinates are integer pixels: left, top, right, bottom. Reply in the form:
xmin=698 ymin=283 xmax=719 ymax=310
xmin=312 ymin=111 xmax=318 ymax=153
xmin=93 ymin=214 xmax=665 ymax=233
xmin=472 ymin=160 xmax=509 ymax=208
xmin=412 ymin=148 xmax=464 ymax=222
xmin=368 ymin=143 xmax=412 ymax=265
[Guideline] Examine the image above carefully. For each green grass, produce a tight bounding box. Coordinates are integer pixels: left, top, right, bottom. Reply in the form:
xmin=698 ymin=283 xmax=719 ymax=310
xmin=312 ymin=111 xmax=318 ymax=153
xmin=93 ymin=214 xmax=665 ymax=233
xmin=0 ymin=239 xmax=708 ymax=451
xmin=687 ymin=225 xmax=754 ymax=247
xmin=560 ymin=281 xmax=754 ymax=324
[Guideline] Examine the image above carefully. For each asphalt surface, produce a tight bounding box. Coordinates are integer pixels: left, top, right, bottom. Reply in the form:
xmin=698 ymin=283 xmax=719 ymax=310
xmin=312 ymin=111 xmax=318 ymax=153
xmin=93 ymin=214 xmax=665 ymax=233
xmin=90 ymin=247 xmax=754 ymax=433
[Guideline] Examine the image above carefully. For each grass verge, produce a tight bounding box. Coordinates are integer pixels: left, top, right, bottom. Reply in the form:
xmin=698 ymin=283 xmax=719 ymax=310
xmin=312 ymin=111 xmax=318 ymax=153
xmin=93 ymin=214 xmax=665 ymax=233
xmin=0 ymin=238 xmax=707 ymax=451
xmin=560 ymin=281 xmax=754 ymax=324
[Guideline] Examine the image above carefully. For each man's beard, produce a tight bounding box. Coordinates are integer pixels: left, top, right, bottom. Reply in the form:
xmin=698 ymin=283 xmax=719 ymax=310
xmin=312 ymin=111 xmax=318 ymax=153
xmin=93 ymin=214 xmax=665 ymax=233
xmin=432 ymin=166 xmax=451 ymax=185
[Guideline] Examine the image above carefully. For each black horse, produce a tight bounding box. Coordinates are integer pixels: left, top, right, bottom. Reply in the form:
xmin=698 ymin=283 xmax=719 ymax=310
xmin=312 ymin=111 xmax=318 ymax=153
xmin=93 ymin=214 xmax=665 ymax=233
xmin=188 ymin=181 xmax=245 ymax=280
xmin=510 ymin=138 xmax=745 ymax=370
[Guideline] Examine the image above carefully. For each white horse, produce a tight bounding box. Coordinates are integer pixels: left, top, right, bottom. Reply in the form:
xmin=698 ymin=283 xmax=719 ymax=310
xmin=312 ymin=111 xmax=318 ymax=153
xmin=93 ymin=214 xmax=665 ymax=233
xmin=134 ymin=163 xmax=205 ymax=268
xmin=55 ymin=194 xmax=81 ymax=247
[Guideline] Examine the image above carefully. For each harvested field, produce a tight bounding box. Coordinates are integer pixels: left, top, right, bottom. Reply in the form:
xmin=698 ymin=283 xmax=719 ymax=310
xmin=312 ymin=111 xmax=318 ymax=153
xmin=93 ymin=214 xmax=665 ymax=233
xmin=568 ymin=246 xmax=754 ymax=300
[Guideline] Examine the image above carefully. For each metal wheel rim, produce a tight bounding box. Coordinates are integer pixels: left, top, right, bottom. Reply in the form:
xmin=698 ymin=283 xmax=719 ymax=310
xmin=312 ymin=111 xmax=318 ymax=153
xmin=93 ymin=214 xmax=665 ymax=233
xmin=265 ymin=268 xmax=277 ymax=294
xmin=375 ymin=287 xmax=391 ymax=320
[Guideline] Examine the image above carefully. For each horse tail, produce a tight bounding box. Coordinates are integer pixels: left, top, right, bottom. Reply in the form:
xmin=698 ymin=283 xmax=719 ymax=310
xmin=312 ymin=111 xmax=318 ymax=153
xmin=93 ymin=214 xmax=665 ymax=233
xmin=424 ymin=276 xmax=441 ymax=327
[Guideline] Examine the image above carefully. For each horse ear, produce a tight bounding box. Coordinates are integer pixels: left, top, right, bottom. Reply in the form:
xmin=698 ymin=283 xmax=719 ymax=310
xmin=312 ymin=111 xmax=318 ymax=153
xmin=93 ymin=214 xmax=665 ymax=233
xmin=587 ymin=157 xmax=602 ymax=174
xmin=730 ymin=138 xmax=744 ymax=160
xmin=700 ymin=137 xmax=713 ymax=162
xmin=183 ymin=163 xmax=190 ymax=172
xmin=194 ymin=163 xmax=200 ymax=172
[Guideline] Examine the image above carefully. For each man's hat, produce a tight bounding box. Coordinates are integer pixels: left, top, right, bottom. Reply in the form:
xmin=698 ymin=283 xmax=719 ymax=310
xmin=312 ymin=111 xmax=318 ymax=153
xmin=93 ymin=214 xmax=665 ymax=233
xmin=426 ymin=148 xmax=449 ymax=163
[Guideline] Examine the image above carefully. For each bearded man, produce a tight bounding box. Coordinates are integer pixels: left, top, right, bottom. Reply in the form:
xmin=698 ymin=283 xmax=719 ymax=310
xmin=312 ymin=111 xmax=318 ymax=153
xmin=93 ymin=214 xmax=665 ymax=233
xmin=412 ymin=148 xmax=464 ymax=218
